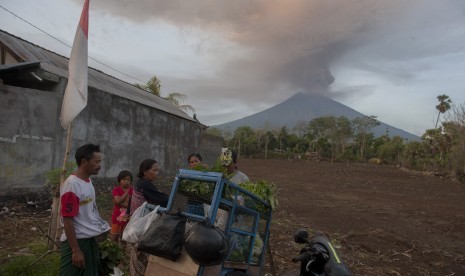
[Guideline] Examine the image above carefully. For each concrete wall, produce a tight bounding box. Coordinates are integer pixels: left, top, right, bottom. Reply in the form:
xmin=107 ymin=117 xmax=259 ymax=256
xmin=59 ymin=87 xmax=204 ymax=179
xmin=0 ymin=82 xmax=223 ymax=197
xmin=0 ymin=85 xmax=58 ymax=191
xmin=199 ymin=132 xmax=225 ymax=166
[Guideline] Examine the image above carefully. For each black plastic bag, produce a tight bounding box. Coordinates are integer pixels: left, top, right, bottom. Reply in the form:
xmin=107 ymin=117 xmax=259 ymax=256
xmin=137 ymin=213 xmax=187 ymax=261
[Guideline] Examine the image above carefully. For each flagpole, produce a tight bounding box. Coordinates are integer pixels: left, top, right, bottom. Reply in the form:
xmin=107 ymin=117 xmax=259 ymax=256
xmin=48 ymin=124 xmax=73 ymax=250
xmin=57 ymin=124 xmax=74 ymax=249
xmin=61 ymin=124 xmax=73 ymax=184
xmin=49 ymin=0 xmax=90 ymax=250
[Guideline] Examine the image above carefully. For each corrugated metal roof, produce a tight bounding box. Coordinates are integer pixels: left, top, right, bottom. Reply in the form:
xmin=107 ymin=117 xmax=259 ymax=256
xmin=0 ymin=29 xmax=195 ymax=122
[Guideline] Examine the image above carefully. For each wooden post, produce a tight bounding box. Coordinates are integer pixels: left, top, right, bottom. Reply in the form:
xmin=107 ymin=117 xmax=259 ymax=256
xmin=48 ymin=124 xmax=73 ymax=250
xmin=267 ymin=243 xmax=277 ymax=276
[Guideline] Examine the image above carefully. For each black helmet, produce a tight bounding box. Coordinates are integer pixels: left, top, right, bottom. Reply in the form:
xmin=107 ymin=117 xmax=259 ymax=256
xmin=185 ymin=221 xmax=229 ymax=266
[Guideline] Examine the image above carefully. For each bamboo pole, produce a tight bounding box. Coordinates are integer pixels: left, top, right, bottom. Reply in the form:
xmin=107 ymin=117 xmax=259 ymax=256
xmin=48 ymin=124 xmax=73 ymax=250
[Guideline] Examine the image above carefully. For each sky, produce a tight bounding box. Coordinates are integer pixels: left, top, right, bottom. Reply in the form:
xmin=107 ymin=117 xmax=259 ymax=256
xmin=1 ymin=0 xmax=465 ymax=136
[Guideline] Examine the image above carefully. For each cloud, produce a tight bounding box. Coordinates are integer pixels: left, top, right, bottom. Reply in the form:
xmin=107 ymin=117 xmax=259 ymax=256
xmin=84 ymin=0 xmax=412 ymax=93
xmin=79 ymin=0 xmax=465 ymax=130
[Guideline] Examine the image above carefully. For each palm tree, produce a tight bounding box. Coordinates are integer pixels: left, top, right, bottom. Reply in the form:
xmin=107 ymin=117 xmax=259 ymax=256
xmin=134 ymin=75 xmax=161 ymax=96
xmin=165 ymin=92 xmax=195 ymax=113
xmin=135 ymin=75 xmax=195 ymax=113
xmin=435 ymin=94 xmax=452 ymax=129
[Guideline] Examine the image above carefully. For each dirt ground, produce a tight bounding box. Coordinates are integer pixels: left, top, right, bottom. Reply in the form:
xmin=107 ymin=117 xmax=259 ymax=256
xmin=1 ymin=158 xmax=465 ymax=275
xmin=239 ymin=158 xmax=465 ymax=275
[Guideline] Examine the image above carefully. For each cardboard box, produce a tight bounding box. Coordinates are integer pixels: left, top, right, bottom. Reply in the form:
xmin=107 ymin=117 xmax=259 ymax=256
xmin=145 ymin=249 xmax=199 ymax=276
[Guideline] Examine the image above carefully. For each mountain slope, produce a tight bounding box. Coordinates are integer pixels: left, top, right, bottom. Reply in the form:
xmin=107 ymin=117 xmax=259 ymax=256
xmin=214 ymin=92 xmax=419 ymax=141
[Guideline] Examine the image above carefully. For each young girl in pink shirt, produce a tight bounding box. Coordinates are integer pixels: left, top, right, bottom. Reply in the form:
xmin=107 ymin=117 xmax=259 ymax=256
xmin=110 ymin=170 xmax=133 ymax=242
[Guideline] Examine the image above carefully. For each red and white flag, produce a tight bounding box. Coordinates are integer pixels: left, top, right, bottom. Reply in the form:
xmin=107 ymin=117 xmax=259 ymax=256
xmin=60 ymin=0 xmax=90 ymax=129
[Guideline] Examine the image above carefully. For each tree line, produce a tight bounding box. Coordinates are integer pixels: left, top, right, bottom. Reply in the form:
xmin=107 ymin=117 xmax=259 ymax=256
xmin=132 ymin=76 xmax=464 ymax=183
xmin=207 ymin=95 xmax=465 ymax=183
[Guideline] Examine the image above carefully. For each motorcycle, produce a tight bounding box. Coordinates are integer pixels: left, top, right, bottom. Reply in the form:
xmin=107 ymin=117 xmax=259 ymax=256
xmin=292 ymin=229 xmax=352 ymax=276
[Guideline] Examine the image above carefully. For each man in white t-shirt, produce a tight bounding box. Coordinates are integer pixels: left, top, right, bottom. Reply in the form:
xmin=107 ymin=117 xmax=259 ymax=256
xmin=60 ymin=143 xmax=110 ymax=275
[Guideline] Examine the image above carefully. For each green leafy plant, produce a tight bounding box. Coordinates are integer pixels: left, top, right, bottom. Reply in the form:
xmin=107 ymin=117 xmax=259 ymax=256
xmin=99 ymin=240 xmax=124 ymax=276
xmin=188 ymin=161 xmax=278 ymax=209
xmin=178 ymin=179 xmax=216 ymax=198
xmin=44 ymin=162 xmax=77 ymax=193
xmin=189 ymin=163 xmax=212 ymax=172
xmin=180 ymin=159 xmax=233 ymax=198
xmin=239 ymin=180 xmax=278 ymax=210
xmin=190 ymin=158 xmax=233 ymax=177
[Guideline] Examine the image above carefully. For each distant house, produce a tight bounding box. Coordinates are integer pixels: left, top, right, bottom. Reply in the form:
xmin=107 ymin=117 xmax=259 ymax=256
xmin=0 ymin=29 xmax=222 ymax=197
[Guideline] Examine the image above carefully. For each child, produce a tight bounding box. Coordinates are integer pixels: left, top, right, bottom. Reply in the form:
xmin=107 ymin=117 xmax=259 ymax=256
xmin=110 ymin=170 xmax=133 ymax=242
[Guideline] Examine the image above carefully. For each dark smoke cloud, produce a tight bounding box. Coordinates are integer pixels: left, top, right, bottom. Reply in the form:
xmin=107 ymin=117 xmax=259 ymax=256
xmin=78 ymin=0 xmax=465 ymax=125
xmin=84 ymin=0 xmax=412 ymax=92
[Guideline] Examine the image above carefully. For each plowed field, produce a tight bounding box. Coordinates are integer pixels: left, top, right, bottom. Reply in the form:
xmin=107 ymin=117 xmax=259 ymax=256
xmin=239 ymin=158 xmax=465 ymax=275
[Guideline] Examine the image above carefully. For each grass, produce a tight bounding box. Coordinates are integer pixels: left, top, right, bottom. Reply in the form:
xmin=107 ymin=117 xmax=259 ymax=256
xmin=0 ymin=243 xmax=60 ymax=276
xmin=0 ymin=185 xmax=117 ymax=276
